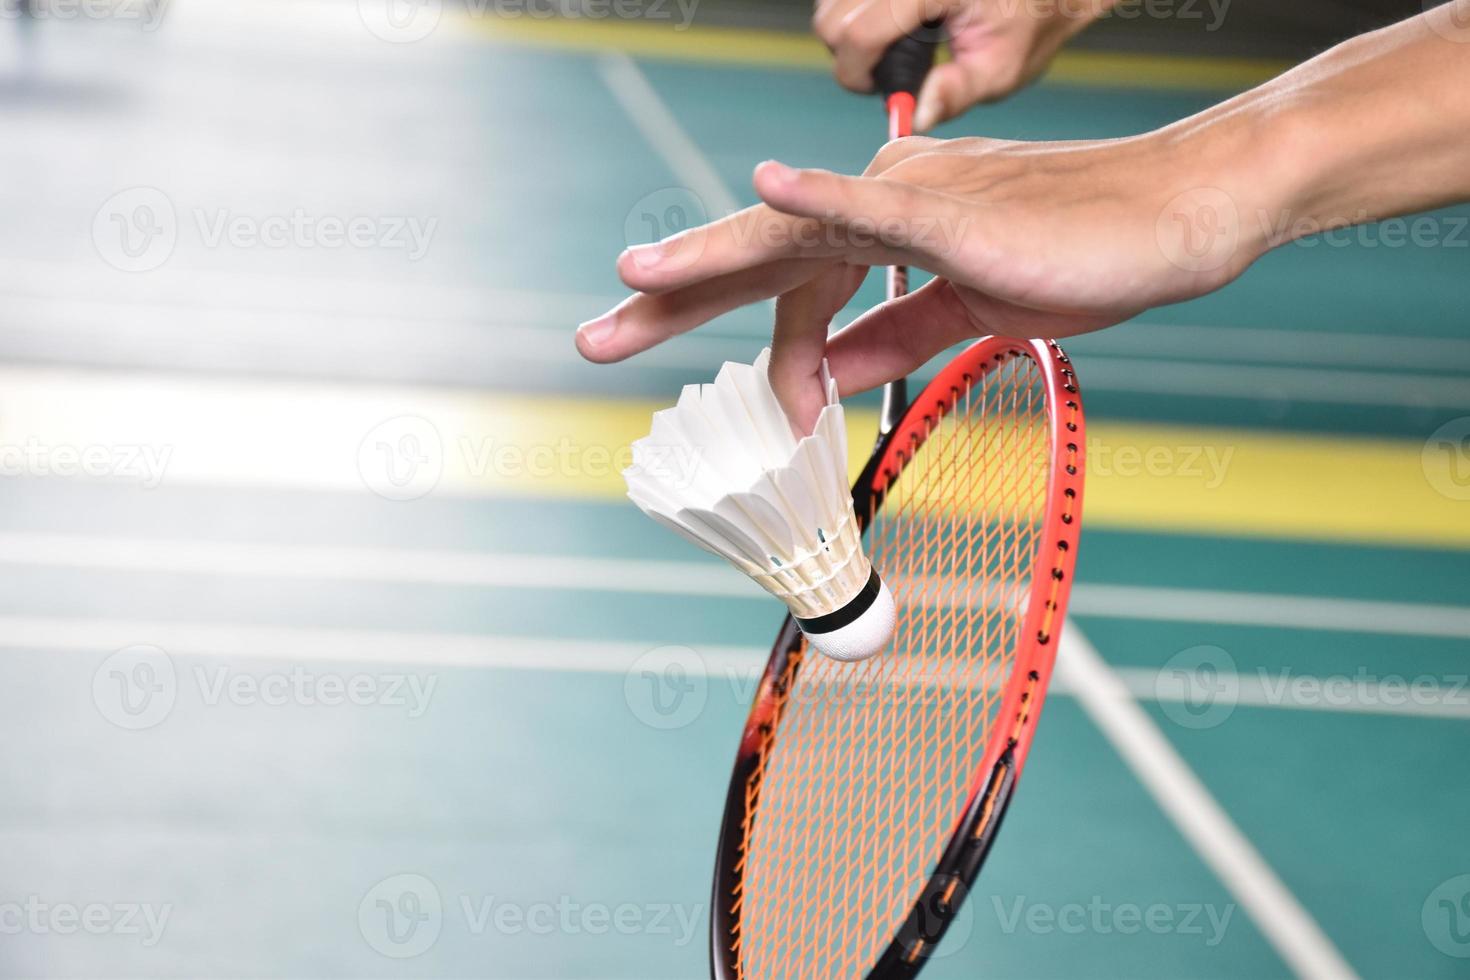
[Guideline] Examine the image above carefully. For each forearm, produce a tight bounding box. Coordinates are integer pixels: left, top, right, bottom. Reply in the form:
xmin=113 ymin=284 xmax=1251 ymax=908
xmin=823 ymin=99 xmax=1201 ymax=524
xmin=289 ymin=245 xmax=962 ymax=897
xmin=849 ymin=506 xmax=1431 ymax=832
xmin=1163 ymin=7 xmax=1470 ymax=254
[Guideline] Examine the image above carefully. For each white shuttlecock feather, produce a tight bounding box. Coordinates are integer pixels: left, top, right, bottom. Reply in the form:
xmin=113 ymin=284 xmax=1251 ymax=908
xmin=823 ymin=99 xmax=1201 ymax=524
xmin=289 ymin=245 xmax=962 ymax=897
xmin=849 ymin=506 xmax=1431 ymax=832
xmin=623 ymin=349 xmax=895 ymax=662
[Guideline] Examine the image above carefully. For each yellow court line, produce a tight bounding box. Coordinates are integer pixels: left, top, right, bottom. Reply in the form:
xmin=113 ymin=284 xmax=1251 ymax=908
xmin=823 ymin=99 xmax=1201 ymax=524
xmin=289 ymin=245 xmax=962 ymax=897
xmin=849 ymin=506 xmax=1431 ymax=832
xmin=0 ymin=368 xmax=1463 ymax=552
xmin=472 ymin=15 xmax=1292 ymax=93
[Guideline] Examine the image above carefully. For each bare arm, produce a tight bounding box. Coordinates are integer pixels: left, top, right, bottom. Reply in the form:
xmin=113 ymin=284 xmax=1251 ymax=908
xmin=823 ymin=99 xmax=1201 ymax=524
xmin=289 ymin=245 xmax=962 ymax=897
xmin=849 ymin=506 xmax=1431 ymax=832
xmin=578 ymin=6 xmax=1470 ymax=431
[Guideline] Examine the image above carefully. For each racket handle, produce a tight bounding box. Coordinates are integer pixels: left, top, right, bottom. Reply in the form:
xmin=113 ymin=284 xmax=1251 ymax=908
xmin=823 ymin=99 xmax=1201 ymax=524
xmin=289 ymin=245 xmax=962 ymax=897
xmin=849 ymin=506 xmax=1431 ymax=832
xmin=872 ymin=21 xmax=941 ymax=99
xmin=875 ymin=21 xmax=940 ymax=437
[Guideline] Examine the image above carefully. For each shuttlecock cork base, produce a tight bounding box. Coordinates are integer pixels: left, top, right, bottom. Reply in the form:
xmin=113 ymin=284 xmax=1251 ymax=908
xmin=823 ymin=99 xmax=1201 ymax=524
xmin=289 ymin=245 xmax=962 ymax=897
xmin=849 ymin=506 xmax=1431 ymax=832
xmin=623 ymin=349 xmax=896 ymax=662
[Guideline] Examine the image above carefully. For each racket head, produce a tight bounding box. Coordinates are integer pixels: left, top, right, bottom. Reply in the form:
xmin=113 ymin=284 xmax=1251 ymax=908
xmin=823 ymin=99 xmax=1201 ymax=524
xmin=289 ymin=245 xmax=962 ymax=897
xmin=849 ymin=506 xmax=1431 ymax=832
xmin=710 ymin=336 xmax=1084 ymax=980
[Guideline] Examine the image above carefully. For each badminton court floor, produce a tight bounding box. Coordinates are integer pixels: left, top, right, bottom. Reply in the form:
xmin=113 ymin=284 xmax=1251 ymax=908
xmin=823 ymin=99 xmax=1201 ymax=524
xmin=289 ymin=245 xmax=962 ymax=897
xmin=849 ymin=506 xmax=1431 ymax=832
xmin=0 ymin=3 xmax=1466 ymax=977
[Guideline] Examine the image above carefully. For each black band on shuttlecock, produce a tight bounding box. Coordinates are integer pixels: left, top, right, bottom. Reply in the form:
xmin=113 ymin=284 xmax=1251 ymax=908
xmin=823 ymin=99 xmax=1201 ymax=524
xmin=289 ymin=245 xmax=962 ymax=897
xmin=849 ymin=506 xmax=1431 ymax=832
xmin=796 ymin=567 xmax=883 ymax=635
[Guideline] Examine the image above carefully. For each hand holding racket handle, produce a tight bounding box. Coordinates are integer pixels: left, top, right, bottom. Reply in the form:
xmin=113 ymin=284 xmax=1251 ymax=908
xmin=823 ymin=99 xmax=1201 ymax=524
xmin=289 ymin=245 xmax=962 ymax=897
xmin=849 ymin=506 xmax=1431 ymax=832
xmin=874 ymin=22 xmax=940 ymax=141
xmin=873 ymin=23 xmax=940 ymax=101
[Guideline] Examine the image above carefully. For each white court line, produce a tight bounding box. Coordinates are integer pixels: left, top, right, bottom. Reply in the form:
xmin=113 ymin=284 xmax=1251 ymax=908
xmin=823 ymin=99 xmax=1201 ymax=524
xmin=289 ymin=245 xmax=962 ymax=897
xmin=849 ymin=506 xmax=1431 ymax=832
xmin=6 ymin=612 xmax=1466 ymax=722
xmin=1056 ymin=625 xmax=1360 ymax=980
xmin=1068 ymin=583 xmax=1470 ymax=640
xmin=597 ymin=52 xmax=741 ymax=220
xmin=4 ymin=533 xmax=1467 ymax=641
xmin=1117 ymin=665 xmax=1470 ymax=721
xmin=0 ymin=615 xmax=763 ymax=673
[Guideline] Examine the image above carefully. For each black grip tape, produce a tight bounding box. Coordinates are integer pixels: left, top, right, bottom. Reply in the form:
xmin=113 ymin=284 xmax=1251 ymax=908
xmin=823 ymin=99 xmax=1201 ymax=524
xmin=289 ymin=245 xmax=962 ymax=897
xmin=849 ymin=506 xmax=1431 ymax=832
xmin=872 ymin=19 xmax=942 ymax=98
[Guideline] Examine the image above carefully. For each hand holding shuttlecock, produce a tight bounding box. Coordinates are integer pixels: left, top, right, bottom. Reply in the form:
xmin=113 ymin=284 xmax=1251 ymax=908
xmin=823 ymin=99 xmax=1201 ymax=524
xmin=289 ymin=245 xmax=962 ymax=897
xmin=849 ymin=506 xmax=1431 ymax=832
xmin=623 ymin=350 xmax=895 ymax=662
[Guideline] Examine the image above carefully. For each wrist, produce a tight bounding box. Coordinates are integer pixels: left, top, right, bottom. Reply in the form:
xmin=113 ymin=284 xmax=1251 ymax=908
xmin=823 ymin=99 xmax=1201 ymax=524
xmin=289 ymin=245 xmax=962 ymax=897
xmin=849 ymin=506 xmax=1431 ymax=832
xmin=1187 ymin=14 xmax=1470 ymax=252
xmin=1146 ymin=95 xmax=1305 ymax=277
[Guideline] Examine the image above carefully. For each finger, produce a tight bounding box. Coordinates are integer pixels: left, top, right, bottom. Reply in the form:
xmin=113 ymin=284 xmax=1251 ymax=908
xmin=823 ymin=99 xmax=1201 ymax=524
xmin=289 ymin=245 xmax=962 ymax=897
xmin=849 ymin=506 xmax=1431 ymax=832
xmin=915 ymin=61 xmax=983 ymax=132
xmin=827 ymin=278 xmax=1130 ymax=394
xmin=754 ymin=161 xmax=975 ymax=274
xmin=576 ymin=259 xmax=831 ymax=363
xmin=616 ymin=196 xmax=848 ymax=296
xmin=811 ymin=0 xmax=863 ymax=51
xmin=771 ymin=263 xmax=868 ymax=434
xmin=863 ymin=135 xmax=944 ymax=176
xmin=823 ymin=278 xmax=981 ymax=395
xmin=822 ymin=0 xmax=959 ymax=92
xmin=914 ymin=55 xmax=1022 ymax=131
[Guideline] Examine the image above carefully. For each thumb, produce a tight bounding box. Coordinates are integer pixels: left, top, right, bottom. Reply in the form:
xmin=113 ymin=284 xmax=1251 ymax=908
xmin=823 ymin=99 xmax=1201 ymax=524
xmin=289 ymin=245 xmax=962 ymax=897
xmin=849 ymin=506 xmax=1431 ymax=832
xmin=914 ymin=60 xmax=995 ymax=132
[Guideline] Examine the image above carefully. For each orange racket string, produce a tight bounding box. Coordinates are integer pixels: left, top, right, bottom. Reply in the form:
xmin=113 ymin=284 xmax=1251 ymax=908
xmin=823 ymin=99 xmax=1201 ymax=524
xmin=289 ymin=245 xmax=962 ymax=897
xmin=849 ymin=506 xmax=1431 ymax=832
xmin=733 ymin=352 xmax=1052 ymax=980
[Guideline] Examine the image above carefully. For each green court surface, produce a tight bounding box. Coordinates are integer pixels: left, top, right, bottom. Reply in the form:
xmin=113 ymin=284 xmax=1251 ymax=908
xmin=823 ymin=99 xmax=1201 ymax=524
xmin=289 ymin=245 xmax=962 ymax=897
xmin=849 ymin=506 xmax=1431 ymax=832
xmin=0 ymin=3 xmax=1467 ymax=978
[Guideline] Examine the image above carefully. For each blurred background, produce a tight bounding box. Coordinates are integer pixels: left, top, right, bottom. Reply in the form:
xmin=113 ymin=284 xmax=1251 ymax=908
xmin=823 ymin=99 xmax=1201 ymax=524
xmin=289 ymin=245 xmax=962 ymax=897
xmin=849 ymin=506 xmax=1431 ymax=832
xmin=0 ymin=0 xmax=1467 ymax=977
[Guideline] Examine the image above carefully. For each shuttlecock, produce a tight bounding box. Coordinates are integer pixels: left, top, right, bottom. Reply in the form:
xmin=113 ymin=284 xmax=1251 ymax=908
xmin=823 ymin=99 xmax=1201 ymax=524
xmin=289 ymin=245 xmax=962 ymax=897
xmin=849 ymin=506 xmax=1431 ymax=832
xmin=623 ymin=349 xmax=895 ymax=662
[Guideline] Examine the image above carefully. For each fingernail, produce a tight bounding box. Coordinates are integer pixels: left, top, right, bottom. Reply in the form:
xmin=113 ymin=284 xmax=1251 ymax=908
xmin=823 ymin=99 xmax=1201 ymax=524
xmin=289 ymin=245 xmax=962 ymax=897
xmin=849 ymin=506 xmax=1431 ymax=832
xmin=913 ymin=102 xmax=937 ymax=133
xmin=757 ymin=160 xmax=796 ymax=186
xmin=577 ymin=311 xmax=618 ymax=348
xmin=624 ymin=242 xmax=664 ymax=270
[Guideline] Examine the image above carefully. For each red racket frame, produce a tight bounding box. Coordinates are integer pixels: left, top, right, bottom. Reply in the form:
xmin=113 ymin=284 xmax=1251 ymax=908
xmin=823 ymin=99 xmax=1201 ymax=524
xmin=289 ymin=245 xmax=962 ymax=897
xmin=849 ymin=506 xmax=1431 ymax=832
xmin=710 ymin=335 xmax=1085 ymax=980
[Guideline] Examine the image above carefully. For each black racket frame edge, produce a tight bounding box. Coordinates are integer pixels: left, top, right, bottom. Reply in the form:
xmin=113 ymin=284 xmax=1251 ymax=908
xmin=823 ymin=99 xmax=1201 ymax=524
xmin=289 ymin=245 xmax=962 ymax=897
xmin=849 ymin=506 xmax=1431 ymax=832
xmin=709 ymin=402 xmax=1023 ymax=980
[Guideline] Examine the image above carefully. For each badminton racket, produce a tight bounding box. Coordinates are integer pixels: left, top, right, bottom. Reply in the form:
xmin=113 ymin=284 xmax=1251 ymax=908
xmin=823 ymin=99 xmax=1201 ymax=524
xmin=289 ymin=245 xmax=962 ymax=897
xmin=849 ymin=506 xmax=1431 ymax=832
xmin=709 ymin=27 xmax=1087 ymax=980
